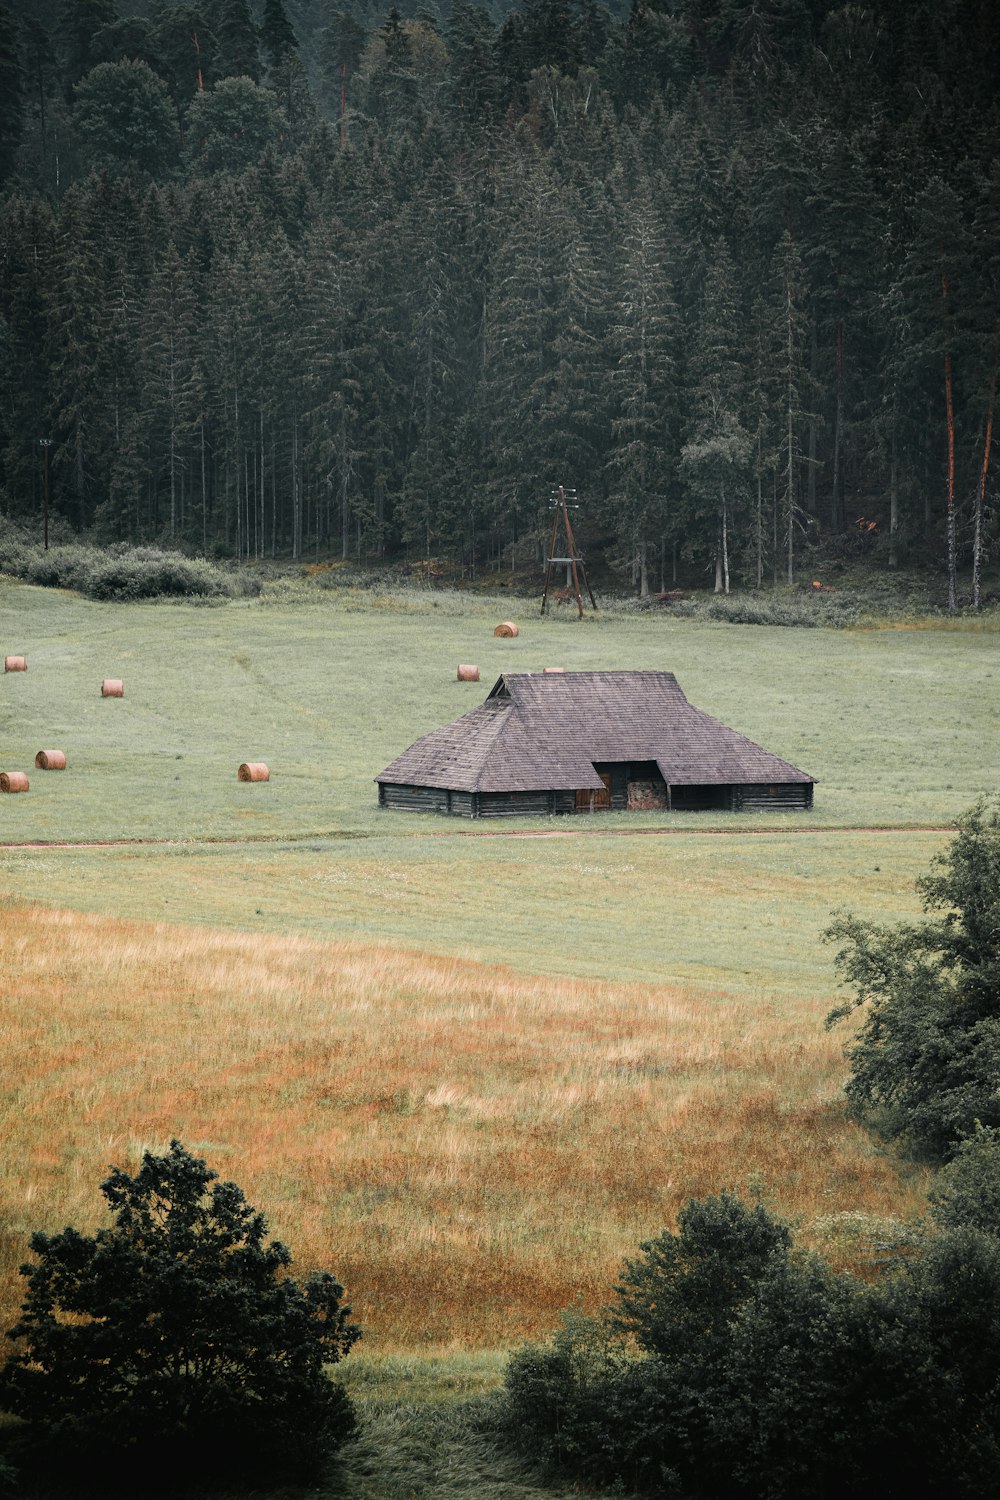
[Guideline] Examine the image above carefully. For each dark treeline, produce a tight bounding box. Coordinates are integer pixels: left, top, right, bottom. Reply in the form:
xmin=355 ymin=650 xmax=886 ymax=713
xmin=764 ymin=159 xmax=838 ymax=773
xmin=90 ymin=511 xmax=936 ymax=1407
xmin=0 ymin=0 xmax=998 ymax=602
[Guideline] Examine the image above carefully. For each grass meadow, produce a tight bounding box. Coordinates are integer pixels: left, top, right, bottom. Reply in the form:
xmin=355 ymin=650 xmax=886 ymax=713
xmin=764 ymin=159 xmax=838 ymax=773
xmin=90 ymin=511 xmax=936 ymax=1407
xmin=0 ymin=576 xmax=995 ymax=1494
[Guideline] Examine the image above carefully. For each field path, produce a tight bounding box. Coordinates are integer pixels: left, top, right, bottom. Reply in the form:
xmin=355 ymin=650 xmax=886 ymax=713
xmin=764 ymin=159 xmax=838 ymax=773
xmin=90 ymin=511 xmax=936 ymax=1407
xmin=0 ymin=823 xmax=953 ymax=850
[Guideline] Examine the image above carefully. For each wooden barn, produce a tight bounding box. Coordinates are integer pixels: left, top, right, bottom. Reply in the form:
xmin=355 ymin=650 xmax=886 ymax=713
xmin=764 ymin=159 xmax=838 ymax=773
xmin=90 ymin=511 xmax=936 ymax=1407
xmin=376 ymin=670 xmax=814 ymax=818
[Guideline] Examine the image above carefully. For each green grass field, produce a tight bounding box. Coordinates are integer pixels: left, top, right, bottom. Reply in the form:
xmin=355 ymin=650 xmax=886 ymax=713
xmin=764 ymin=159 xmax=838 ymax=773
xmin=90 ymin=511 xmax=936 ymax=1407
xmin=2 ymin=577 xmax=996 ymax=997
xmin=1 ymin=577 xmax=996 ymax=1497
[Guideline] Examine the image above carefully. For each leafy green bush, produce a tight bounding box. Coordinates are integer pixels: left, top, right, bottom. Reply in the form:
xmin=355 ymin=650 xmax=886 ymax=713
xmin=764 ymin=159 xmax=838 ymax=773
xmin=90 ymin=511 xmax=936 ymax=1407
xmin=929 ymin=1124 xmax=1000 ymax=1232
xmin=85 ymin=551 xmax=230 ymax=600
xmin=0 ymin=526 xmax=251 ymax=601
xmin=825 ymin=795 xmax=1000 ymax=1159
xmin=0 ymin=1141 xmax=359 ymax=1480
xmin=503 ymin=1189 xmax=1000 ymax=1498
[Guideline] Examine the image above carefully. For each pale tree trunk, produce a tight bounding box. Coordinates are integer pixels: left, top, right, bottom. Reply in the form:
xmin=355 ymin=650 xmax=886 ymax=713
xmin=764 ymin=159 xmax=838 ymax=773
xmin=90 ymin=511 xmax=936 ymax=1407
xmin=341 ymin=466 xmax=350 ymax=561
xmin=942 ymin=271 xmax=957 ymax=612
xmin=831 ymin=323 xmax=843 ymax=532
xmin=807 ymin=319 xmax=818 ymax=515
xmin=291 ymin=410 xmax=301 ymax=560
xmin=200 ymin=417 xmax=207 ymax=556
xmin=973 ymin=369 xmax=995 ymax=609
xmin=888 ymin=404 xmax=899 ymax=570
xmin=167 ymin=333 xmax=178 ymax=540
xmin=721 ymin=481 xmax=730 ymax=594
xmin=786 ymin=279 xmax=796 ymax=584
xmin=756 ymin=433 xmax=764 ymax=588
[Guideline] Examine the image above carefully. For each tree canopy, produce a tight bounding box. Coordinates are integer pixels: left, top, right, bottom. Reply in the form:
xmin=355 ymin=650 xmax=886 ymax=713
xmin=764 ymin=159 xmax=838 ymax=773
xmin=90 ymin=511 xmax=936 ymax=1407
xmin=0 ymin=0 xmax=996 ymax=597
xmin=0 ymin=1141 xmax=359 ymax=1475
xmin=826 ymin=795 xmax=1000 ymax=1159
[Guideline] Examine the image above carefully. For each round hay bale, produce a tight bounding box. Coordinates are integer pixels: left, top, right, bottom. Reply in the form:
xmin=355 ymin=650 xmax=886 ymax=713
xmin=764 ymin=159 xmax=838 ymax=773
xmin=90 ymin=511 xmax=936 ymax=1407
xmin=4 ymin=656 xmax=26 ymax=672
xmin=101 ymin=679 xmax=124 ymax=697
xmin=542 ymin=666 xmax=566 ymax=673
xmin=238 ymin=762 xmax=270 ymax=783
xmin=494 ymin=621 xmax=519 ymax=638
xmin=0 ymin=772 xmax=29 ymax=793
xmin=457 ymin=664 xmax=480 ymax=681
xmin=34 ymin=750 xmax=66 ymax=770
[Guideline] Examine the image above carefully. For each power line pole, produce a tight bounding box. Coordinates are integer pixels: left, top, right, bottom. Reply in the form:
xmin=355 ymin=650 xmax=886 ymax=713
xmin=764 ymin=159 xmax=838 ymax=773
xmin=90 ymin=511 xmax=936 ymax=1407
xmin=540 ymin=485 xmax=597 ymax=617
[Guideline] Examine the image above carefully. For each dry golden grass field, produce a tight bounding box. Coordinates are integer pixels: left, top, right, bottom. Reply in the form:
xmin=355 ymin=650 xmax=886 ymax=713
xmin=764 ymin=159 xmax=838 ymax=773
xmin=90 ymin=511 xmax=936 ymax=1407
xmin=0 ymin=902 xmax=931 ymax=1352
xmin=3 ymin=579 xmax=991 ymax=1379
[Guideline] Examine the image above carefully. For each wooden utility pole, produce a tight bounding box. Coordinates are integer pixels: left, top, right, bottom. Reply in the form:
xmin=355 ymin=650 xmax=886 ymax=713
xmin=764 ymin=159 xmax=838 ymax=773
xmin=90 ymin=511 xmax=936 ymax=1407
xmin=540 ymin=485 xmax=597 ymax=617
xmin=38 ymin=438 xmax=52 ymax=550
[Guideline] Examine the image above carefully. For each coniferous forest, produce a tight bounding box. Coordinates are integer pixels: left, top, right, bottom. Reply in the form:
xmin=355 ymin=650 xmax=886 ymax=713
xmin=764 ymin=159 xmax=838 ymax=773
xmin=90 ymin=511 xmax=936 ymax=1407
xmin=0 ymin=0 xmax=997 ymax=602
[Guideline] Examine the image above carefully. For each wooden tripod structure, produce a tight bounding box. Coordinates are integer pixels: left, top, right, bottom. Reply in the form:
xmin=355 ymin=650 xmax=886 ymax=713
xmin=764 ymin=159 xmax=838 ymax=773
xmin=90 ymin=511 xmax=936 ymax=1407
xmin=540 ymin=485 xmax=597 ymax=617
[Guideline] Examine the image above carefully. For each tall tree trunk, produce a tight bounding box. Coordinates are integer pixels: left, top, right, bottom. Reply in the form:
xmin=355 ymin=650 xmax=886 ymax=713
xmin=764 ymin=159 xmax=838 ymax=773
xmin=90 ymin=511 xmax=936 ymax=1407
xmin=259 ymin=407 xmax=265 ymax=562
xmin=831 ymin=322 xmax=843 ymax=532
xmin=942 ymin=271 xmax=957 ymax=612
xmin=785 ymin=267 xmax=796 ymax=585
xmin=756 ymin=433 xmax=764 ymax=588
xmin=75 ymin=425 xmax=85 ymax=531
xmin=341 ymin=459 xmax=349 ymax=562
xmin=973 ymin=369 xmax=995 ymax=609
xmin=271 ymin=435 xmax=277 ymax=559
xmin=200 ymin=417 xmax=207 ymax=556
xmin=721 ymin=481 xmax=730 ymax=594
xmin=807 ymin=318 xmax=818 ymax=515
xmin=888 ymin=401 xmax=898 ymax=570
xmin=291 ymin=410 xmax=301 ymax=560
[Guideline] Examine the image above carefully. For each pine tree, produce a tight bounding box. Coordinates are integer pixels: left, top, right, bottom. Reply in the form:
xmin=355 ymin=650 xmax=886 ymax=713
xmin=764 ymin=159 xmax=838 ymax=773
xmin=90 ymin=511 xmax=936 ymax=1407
xmin=770 ymin=228 xmax=811 ymax=583
xmin=211 ymin=0 xmax=260 ymax=83
xmin=139 ymin=242 xmax=199 ymax=539
xmin=56 ymin=0 xmax=117 ymax=101
xmin=0 ymin=195 xmax=59 ymax=525
xmin=0 ymin=2 xmax=24 ymax=184
xmin=606 ymin=185 xmax=679 ymax=595
xmin=680 ymin=236 xmax=749 ymax=593
xmin=260 ymin=0 xmax=296 ymax=73
xmin=395 ymin=159 xmax=475 ymax=560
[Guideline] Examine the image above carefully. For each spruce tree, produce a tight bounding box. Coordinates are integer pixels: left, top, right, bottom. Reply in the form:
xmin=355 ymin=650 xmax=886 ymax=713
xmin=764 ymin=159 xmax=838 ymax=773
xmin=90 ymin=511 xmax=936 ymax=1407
xmin=680 ymin=236 xmax=749 ymax=593
xmin=260 ymin=0 xmax=296 ymax=73
xmin=606 ymin=185 xmax=679 ymax=595
xmin=0 ymin=2 xmax=24 ymax=184
xmin=211 ymin=0 xmax=260 ymax=82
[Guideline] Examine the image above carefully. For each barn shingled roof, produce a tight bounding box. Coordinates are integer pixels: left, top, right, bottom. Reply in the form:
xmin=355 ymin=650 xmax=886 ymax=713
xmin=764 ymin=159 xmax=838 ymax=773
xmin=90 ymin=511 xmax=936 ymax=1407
xmin=375 ymin=671 xmax=814 ymax=793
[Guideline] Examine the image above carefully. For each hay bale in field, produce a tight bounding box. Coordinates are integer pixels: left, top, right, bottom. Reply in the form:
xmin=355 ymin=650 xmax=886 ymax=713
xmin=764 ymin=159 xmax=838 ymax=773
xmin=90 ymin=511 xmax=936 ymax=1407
xmin=457 ymin=664 xmax=480 ymax=681
xmin=0 ymin=772 xmax=29 ymax=793
xmin=34 ymin=750 xmax=66 ymax=770
xmin=494 ymin=621 xmax=519 ymax=638
xmin=101 ymin=679 xmax=124 ymax=697
xmin=542 ymin=666 xmax=565 ymax=673
xmin=4 ymin=656 xmax=26 ymax=672
xmin=238 ymin=762 xmax=270 ymax=782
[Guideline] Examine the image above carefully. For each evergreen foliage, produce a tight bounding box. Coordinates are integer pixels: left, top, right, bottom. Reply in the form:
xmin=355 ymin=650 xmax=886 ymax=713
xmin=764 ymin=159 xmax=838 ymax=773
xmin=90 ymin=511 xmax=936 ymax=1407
xmin=0 ymin=1141 xmax=358 ymax=1478
xmin=0 ymin=0 xmax=996 ymax=598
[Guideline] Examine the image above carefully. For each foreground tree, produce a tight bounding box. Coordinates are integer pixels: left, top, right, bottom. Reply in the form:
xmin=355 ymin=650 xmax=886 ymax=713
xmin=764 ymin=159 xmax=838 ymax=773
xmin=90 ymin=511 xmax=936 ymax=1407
xmin=825 ymin=795 xmax=1000 ymax=1159
xmin=0 ymin=1141 xmax=358 ymax=1475
xmin=504 ymin=1186 xmax=1000 ymax=1498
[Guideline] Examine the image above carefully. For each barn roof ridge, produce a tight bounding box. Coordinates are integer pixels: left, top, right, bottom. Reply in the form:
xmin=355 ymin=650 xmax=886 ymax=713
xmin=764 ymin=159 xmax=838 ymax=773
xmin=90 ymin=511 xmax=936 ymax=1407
xmin=376 ymin=669 xmax=813 ymax=793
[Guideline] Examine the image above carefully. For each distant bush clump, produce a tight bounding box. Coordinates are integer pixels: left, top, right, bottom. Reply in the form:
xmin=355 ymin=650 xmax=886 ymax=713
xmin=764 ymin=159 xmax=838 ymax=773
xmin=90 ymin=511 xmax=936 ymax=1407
xmin=502 ymin=1186 xmax=1000 ymax=1498
xmin=0 ymin=527 xmax=255 ymax=601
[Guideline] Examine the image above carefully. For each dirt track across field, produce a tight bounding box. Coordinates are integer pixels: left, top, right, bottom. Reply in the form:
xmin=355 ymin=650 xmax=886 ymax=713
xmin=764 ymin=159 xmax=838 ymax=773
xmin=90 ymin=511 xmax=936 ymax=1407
xmin=0 ymin=823 xmax=953 ymax=851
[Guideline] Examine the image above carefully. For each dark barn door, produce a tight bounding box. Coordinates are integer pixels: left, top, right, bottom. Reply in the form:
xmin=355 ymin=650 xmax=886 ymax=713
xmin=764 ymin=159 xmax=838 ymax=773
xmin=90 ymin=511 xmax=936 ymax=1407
xmin=576 ymin=771 xmax=612 ymax=811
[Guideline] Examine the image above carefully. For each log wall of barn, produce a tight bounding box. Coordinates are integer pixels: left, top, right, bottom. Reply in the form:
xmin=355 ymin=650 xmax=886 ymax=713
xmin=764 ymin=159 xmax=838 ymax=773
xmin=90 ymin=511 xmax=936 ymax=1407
xmin=733 ymin=783 xmax=814 ymax=811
